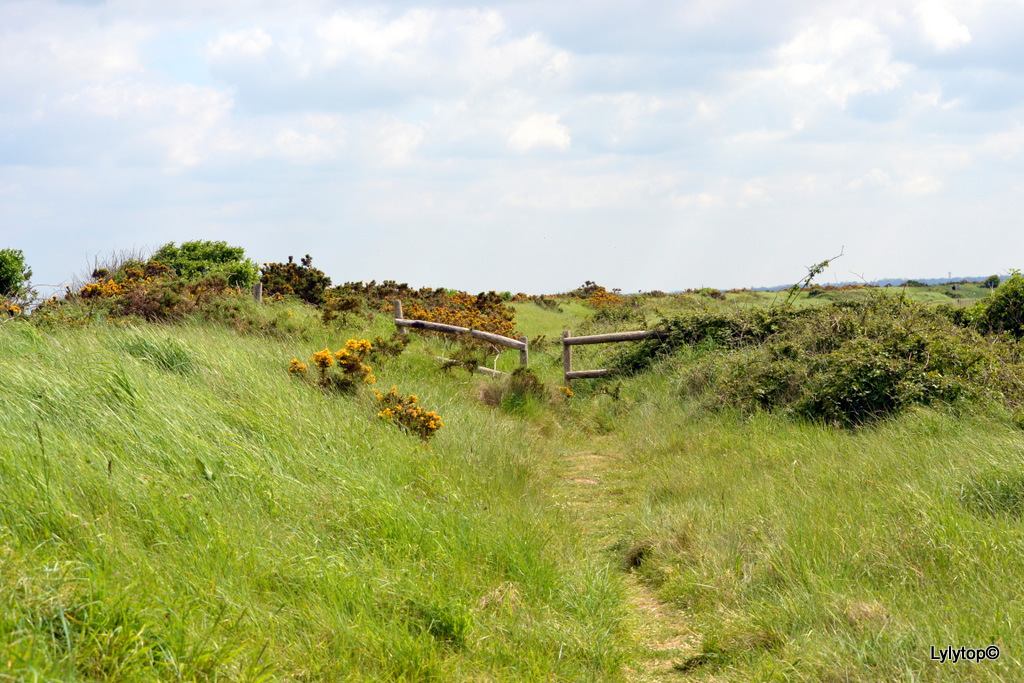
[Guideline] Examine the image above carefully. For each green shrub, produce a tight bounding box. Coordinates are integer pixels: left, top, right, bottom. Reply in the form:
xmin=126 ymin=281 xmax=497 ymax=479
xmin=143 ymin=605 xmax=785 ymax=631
xmin=625 ymin=293 xmax=1024 ymax=426
xmin=967 ymin=271 xmax=1024 ymax=338
xmin=0 ymin=248 xmax=32 ymax=298
xmin=151 ymin=240 xmax=259 ymax=288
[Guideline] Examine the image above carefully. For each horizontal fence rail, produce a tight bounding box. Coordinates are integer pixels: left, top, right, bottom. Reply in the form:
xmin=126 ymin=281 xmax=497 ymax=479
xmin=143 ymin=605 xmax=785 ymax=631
xmin=395 ymin=319 xmax=527 ymax=351
xmin=562 ymin=329 xmax=666 ymax=383
xmin=394 ymin=299 xmax=528 ymax=375
xmin=562 ymin=330 xmax=667 ymax=346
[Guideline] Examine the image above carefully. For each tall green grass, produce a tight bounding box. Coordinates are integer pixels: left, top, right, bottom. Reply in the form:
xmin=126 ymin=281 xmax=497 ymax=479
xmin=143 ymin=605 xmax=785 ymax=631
xmin=588 ymin=360 xmax=1024 ymax=681
xmin=0 ymin=316 xmax=632 ymax=680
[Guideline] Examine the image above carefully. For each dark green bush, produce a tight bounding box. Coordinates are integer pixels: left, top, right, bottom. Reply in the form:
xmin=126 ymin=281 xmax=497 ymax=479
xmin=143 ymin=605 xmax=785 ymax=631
xmin=0 ymin=248 xmax=32 ymax=298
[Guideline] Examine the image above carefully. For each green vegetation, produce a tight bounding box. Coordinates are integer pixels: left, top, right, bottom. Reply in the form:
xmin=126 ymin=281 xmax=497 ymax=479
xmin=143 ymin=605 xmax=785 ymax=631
xmin=152 ymin=240 xmax=259 ymax=288
xmin=965 ymin=271 xmax=1024 ymax=339
xmin=260 ymin=255 xmax=332 ymax=305
xmin=0 ymin=303 xmax=631 ymax=681
xmin=3 ymin=269 xmax=1023 ymax=681
xmin=0 ymin=248 xmax=32 ymax=299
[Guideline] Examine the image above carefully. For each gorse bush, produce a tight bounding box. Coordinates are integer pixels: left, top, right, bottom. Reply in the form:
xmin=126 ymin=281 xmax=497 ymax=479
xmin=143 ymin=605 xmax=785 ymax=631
xmin=151 ymin=240 xmax=259 ymax=287
xmin=375 ymin=387 xmax=444 ymax=441
xmin=290 ymin=339 xmax=376 ymax=391
xmin=260 ymin=255 xmax=332 ymax=306
xmin=69 ymin=259 xmax=237 ymax=321
xmin=404 ymin=290 xmax=517 ymax=338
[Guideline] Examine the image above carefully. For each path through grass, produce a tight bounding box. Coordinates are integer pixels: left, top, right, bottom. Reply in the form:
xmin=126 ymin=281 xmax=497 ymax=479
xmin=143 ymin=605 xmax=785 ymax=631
xmin=551 ymin=448 xmax=700 ymax=681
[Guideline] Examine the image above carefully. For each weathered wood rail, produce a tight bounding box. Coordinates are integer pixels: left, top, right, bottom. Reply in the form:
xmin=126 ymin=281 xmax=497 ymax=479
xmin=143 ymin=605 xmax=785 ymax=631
xmin=394 ymin=299 xmax=528 ymax=376
xmin=561 ymin=329 xmax=666 ymax=383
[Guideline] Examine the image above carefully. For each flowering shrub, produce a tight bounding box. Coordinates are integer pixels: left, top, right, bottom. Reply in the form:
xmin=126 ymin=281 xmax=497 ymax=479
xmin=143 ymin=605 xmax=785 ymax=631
xmin=587 ymin=287 xmax=627 ymax=309
xmin=66 ymin=258 xmax=235 ymax=321
xmin=374 ymin=386 xmax=443 ymax=440
xmin=260 ymin=255 xmax=331 ymax=306
xmin=405 ymin=290 xmax=517 ymax=338
xmin=290 ymin=339 xmax=376 ymax=391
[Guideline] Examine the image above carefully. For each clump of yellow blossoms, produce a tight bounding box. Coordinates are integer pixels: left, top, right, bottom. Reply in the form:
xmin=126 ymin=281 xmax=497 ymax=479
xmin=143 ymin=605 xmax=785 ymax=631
xmin=79 ymin=279 xmax=126 ymax=299
xmin=311 ymin=348 xmax=335 ymax=381
xmin=289 ymin=340 xmax=375 ymax=389
xmin=374 ymin=386 xmax=443 ymax=441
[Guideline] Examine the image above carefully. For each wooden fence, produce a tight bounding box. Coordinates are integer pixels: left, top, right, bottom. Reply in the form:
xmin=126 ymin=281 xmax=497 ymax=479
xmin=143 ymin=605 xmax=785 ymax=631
xmin=391 ymin=298 xmax=670 ymax=384
xmin=561 ymin=329 xmax=666 ymax=383
xmin=393 ymin=299 xmax=528 ymax=376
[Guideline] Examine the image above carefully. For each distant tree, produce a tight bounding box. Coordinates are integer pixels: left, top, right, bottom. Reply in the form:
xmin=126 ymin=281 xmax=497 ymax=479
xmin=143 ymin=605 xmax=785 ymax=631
xmin=985 ymin=274 xmax=1001 ymax=290
xmin=151 ymin=240 xmax=259 ymax=287
xmin=0 ymin=248 xmax=32 ymax=298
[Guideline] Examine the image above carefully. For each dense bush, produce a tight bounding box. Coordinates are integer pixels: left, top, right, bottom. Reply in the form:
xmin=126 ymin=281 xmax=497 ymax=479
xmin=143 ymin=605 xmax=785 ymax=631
xmin=619 ymin=293 xmax=1024 ymax=427
xmin=152 ymin=240 xmax=258 ymax=287
xmin=615 ymin=307 xmax=801 ymax=374
xmin=0 ymin=248 xmax=32 ymax=298
xmin=965 ymin=271 xmax=1024 ymax=339
xmin=260 ymin=255 xmax=332 ymax=306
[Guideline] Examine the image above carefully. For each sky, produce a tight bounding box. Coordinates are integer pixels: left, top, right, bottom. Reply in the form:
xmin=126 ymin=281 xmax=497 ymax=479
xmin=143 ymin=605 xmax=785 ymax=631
xmin=2 ymin=0 xmax=1023 ymax=294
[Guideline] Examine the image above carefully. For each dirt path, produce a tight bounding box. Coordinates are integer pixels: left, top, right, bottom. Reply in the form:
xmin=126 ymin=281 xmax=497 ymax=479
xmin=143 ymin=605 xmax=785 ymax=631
xmin=552 ymin=451 xmax=701 ymax=681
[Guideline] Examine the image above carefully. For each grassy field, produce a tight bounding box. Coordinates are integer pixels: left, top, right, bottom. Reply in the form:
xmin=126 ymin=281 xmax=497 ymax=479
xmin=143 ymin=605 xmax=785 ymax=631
xmin=2 ymin=281 xmax=1020 ymax=681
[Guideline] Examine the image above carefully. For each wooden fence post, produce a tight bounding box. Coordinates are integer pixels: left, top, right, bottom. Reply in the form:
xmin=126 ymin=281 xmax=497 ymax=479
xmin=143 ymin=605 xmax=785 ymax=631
xmin=562 ymin=331 xmax=572 ymax=382
xmin=253 ymin=282 xmax=262 ymax=303
xmin=519 ymin=336 xmax=529 ymax=367
xmin=394 ymin=299 xmax=405 ymax=336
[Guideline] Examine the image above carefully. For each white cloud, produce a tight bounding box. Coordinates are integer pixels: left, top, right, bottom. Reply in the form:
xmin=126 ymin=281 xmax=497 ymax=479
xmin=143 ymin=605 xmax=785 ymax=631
xmin=507 ymin=114 xmax=571 ymax=153
xmin=772 ymin=17 xmax=910 ymax=108
xmin=6 ymin=0 xmax=1024 ymax=294
xmin=363 ymin=118 xmax=425 ymax=165
xmin=904 ymin=175 xmax=944 ymax=194
xmin=208 ymin=28 xmax=273 ymax=61
xmin=317 ymin=10 xmax=434 ymax=65
xmin=915 ymin=1 xmax=971 ymax=52
xmin=670 ymin=192 xmax=725 ymax=210
xmin=847 ymin=167 xmax=892 ymax=190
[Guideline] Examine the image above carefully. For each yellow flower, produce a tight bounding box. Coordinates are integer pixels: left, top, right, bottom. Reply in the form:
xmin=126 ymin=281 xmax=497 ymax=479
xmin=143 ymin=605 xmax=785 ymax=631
xmin=311 ymin=349 xmax=334 ymax=370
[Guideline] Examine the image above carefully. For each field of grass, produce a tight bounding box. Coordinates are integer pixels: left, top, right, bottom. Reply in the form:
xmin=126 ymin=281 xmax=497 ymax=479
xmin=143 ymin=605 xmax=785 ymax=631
xmin=0 ymin=305 xmax=632 ymax=681
xmin=2 ymin=282 xmax=1021 ymax=681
